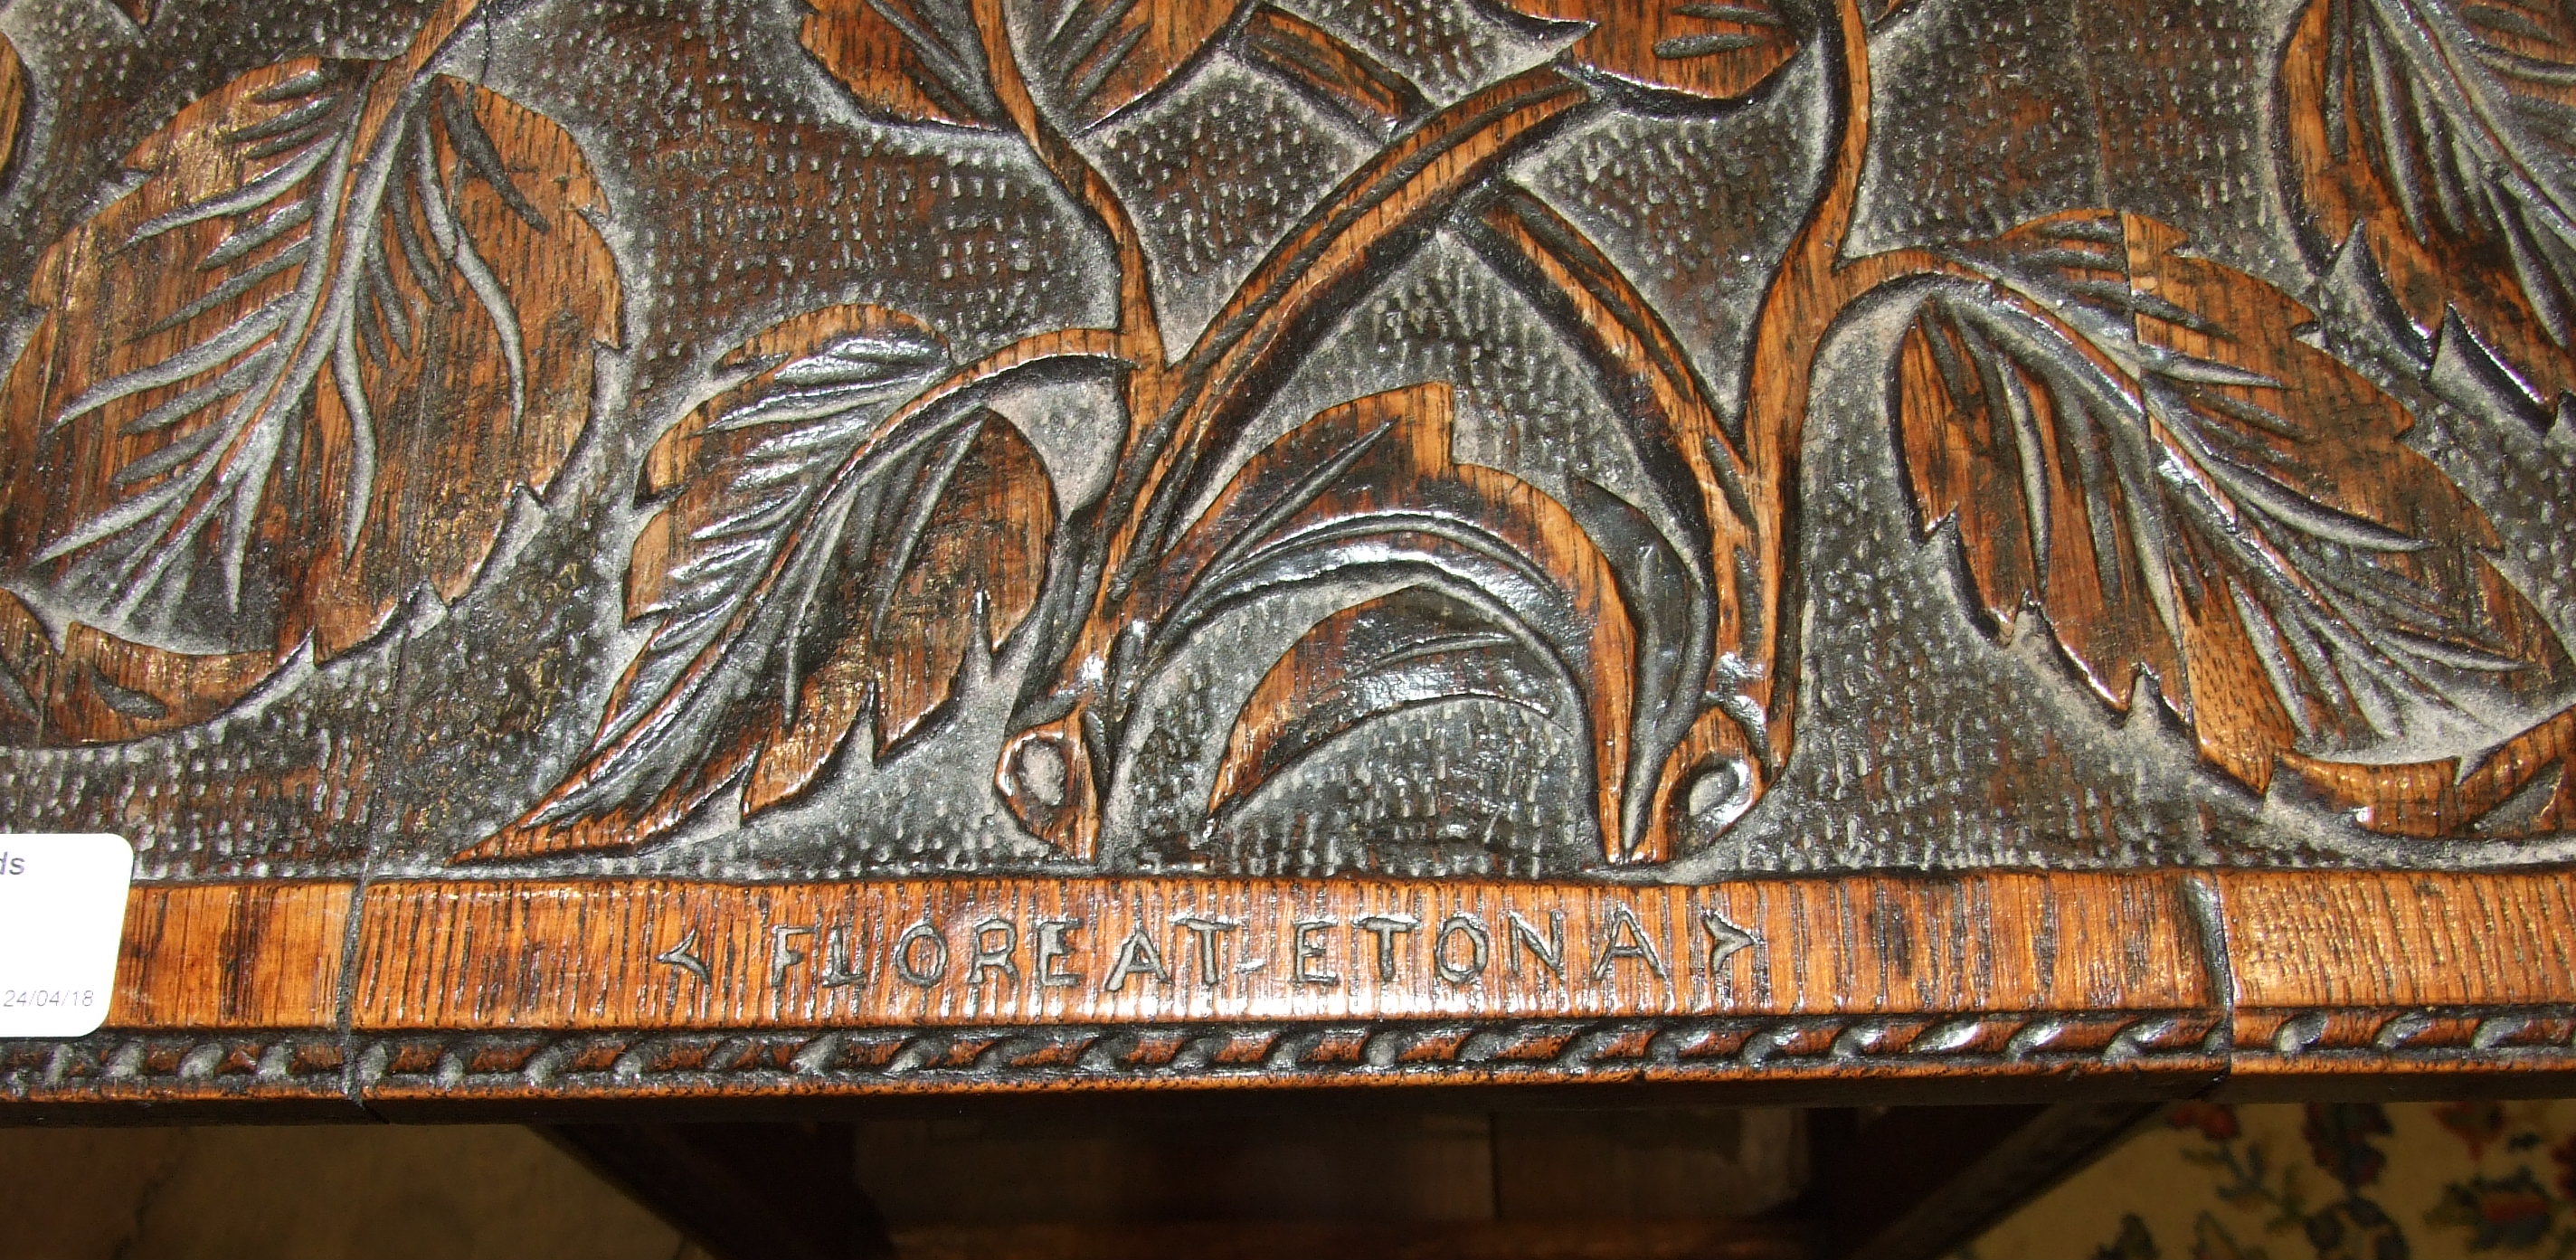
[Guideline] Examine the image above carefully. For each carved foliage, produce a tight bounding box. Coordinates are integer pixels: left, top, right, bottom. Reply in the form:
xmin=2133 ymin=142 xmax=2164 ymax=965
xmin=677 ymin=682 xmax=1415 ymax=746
xmin=1018 ymin=0 xmax=1246 ymax=126
xmin=1213 ymin=586 xmax=1563 ymax=824
xmin=537 ymin=0 xmax=2576 ymax=865
xmin=2280 ymin=0 xmax=2576 ymax=403
xmin=1114 ymin=384 xmax=1635 ymax=854
xmin=472 ymin=311 xmax=1074 ymax=860
xmin=0 ymin=52 xmax=618 ymax=740
xmin=1460 ymin=189 xmax=1756 ymax=856
xmin=0 ymin=590 xmax=273 ymax=744
xmin=800 ymin=0 xmax=1243 ymax=129
xmin=1890 ymin=210 xmax=2571 ymax=792
xmin=6 ymin=0 xmax=2566 ymax=863
xmin=1505 ymin=0 xmax=1801 ymax=107
xmin=0 ymin=33 xmax=20 ymax=185
xmin=762 ymin=0 xmax=1689 ymax=864
xmin=801 ymin=0 xmax=1006 ymax=127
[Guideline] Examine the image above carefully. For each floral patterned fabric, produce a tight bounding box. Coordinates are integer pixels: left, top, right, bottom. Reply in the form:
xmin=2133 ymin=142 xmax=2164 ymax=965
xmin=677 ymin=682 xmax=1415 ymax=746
xmin=1960 ymin=1102 xmax=2576 ymax=1258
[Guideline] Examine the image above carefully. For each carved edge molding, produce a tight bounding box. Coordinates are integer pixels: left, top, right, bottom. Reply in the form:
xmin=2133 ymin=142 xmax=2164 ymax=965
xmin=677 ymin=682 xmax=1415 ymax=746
xmin=0 ymin=1031 xmax=350 ymax=1113
xmin=4 ymin=1010 xmax=2229 ymax=1109
xmin=2231 ymin=1005 xmax=2576 ymax=1069
xmin=22 ymin=1005 xmax=2576 ymax=1110
xmin=13 ymin=868 xmax=2576 ymax=1109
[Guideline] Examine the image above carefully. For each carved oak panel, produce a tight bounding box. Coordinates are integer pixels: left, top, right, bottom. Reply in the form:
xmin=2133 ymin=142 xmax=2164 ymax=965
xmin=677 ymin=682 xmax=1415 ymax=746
xmin=4 ymin=0 xmax=2576 ymax=1109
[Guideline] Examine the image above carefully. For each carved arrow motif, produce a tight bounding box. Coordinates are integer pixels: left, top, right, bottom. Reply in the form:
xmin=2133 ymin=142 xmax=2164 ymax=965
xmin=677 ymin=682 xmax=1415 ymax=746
xmin=1700 ymin=908 xmax=1757 ymax=973
xmin=655 ymin=928 xmax=711 ymax=986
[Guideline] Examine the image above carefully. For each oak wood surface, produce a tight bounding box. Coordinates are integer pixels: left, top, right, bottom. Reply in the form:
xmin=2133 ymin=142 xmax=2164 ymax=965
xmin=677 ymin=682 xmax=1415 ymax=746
xmin=13 ymin=866 xmax=2576 ymax=1111
xmin=1 ymin=0 xmax=2574 ymax=1121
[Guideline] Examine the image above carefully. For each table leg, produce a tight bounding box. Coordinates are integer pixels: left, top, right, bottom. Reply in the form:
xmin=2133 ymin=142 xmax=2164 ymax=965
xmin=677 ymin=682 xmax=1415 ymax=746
xmin=1801 ymin=1101 xmax=2162 ymax=1260
xmin=537 ymin=1122 xmax=896 ymax=1260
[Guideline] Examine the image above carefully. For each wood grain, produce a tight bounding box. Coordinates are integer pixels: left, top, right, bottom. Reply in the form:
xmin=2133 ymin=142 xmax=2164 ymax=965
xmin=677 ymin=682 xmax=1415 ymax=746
xmin=344 ymin=872 xmax=2211 ymax=1030
xmin=2217 ymin=870 xmax=2576 ymax=1092
xmin=2221 ymin=870 xmax=2576 ymax=1010
xmin=109 ymin=883 xmax=352 ymax=1028
xmin=4 ymin=0 xmax=2576 ymax=1116
xmin=25 ymin=869 xmax=2576 ymax=1107
xmin=2 ymin=1 xmax=2567 ymax=858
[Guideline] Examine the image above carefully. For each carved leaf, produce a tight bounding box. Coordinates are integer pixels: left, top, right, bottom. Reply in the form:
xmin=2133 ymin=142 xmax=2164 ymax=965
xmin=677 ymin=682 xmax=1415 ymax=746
xmin=2287 ymin=701 xmax=2576 ymax=837
xmin=1505 ymin=0 xmax=1800 ymax=106
xmin=473 ymin=310 xmax=1075 ymax=861
xmin=1894 ymin=210 xmax=2571 ymax=793
xmin=0 ymin=57 xmax=619 ymax=665
xmin=1236 ymin=6 xmax=1429 ymax=135
xmin=1210 ymin=585 xmax=1560 ymax=821
xmin=2282 ymin=0 xmax=2576 ymax=404
xmin=803 ymin=0 xmax=1249 ymax=130
xmin=1115 ymin=383 xmax=1640 ymax=858
xmin=1023 ymin=0 xmax=1246 ymax=128
xmin=0 ymin=590 xmax=272 ymax=745
xmin=801 ymin=0 xmax=1004 ymax=127
xmin=991 ymin=67 xmax=1598 ymax=857
xmin=0 ymin=34 xmax=21 ymax=181
xmin=1460 ymin=187 xmax=1755 ymax=855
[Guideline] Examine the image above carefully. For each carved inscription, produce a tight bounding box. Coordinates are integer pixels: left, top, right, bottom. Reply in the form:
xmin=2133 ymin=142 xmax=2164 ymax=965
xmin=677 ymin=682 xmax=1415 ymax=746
xmin=740 ymin=904 xmax=1730 ymax=994
xmin=346 ymin=874 xmax=2212 ymax=1027
xmin=15 ymin=2 xmax=2576 ymax=1113
xmin=45 ymin=870 xmax=2576 ymax=1108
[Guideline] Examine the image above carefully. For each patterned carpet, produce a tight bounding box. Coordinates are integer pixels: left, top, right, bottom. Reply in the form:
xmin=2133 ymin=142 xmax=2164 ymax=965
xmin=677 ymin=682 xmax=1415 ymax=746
xmin=1965 ymin=1101 xmax=2576 ymax=1258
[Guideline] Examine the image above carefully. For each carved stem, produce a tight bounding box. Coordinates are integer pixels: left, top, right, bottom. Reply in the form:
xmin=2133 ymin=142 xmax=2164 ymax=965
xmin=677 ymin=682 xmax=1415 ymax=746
xmin=355 ymin=0 xmax=486 ymax=154
xmin=970 ymin=0 xmax=1166 ymax=373
xmin=996 ymin=68 xmax=1590 ymax=860
xmin=1637 ymin=0 xmax=1987 ymax=857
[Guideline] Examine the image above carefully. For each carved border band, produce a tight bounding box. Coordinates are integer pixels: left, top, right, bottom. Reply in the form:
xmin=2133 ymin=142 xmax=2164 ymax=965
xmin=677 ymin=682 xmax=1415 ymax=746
xmin=22 ymin=1009 xmax=2576 ymax=1109
xmin=6 ymin=1011 xmax=2224 ymax=1111
xmin=11 ymin=868 xmax=2576 ymax=1109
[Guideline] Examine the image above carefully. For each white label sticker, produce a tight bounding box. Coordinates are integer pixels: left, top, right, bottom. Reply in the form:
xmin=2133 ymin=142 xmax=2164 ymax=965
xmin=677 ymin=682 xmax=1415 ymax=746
xmin=0 ymin=834 xmax=134 ymax=1037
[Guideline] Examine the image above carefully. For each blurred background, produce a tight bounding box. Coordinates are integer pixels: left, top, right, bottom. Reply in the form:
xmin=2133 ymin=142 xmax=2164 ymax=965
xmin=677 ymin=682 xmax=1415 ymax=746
xmin=1 ymin=1099 xmax=2566 ymax=1258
